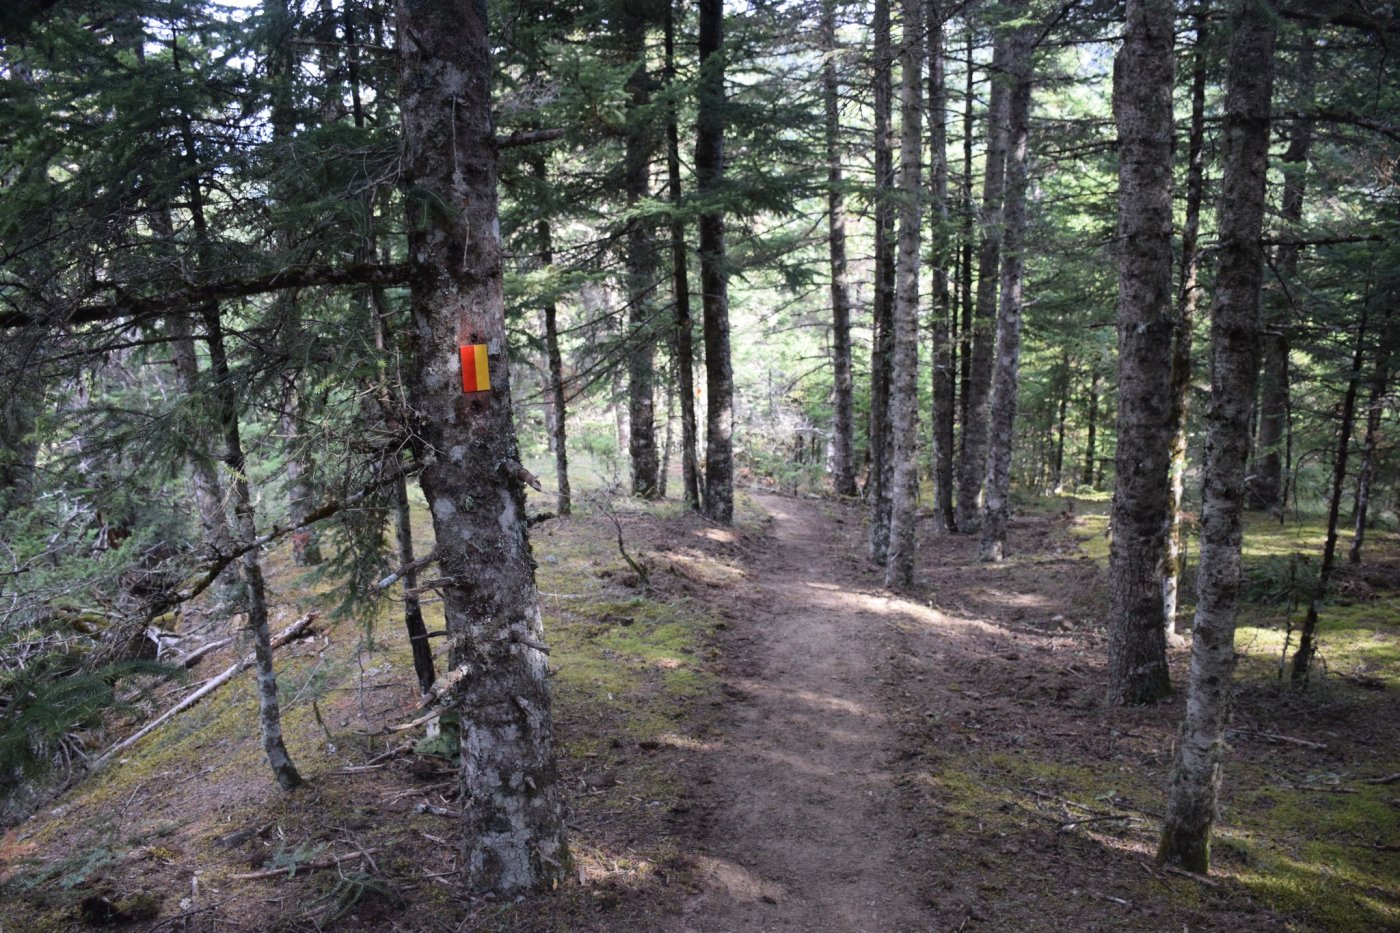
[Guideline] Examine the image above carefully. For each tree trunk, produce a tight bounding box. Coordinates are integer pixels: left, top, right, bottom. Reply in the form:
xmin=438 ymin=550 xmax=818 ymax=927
xmin=885 ymin=0 xmax=924 ymax=587
xmin=1052 ymin=350 xmax=1070 ymax=491
xmin=955 ymin=32 xmax=1011 ymax=532
xmin=665 ymin=1 xmax=700 ymax=511
xmin=697 ymin=0 xmax=734 ymax=524
xmin=928 ymin=0 xmax=955 ymax=532
xmin=1252 ymin=31 xmax=1315 ymax=513
xmin=1291 ymin=307 xmax=1368 ymax=683
xmin=1105 ymin=0 xmax=1175 ymax=705
xmin=179 ymin=88 xmax=302 ymax=790
xmin=279 ymin=338 xmax=324 ymax=567
xmin=1350 ymin=319 xmax=1392 ymax=564
xmin=659 ymin=372 xmax=673 ymax=498
xmin=623 ymin=10 xmax=659 ymax=499
xmin=823 ymin=0 xmax=857 ymax=499
xmin=396 ymin=0 xmax=568 ymax=893
xmin=957 ymin=28 xmax=975 ymax=477
xmin=202 ymin=304 xmax=304 ymax=792
xmin=167 ymin=307 xmax=238 ymax=605
xmin=393 ymin=465 xmax=435 ymax=695
xmin=1158 ymin=0 xmax=1275 ymax=873
xmin=370 ymin=297 xmax=436 ymax=694
xmin=868 ymin=0 xmax=896 ymax=560
xmin=1164 ymin=11 xmax=1209 ymax=639
xmin=266 ymin=1 xmax=322 ymax=568
xmin=1082 ymin=366 xmax=1099 ymax=488
xmin=979 ymin=22 xmax=1034 ymax=563
xmin=534 ymin=160 xmax=572 ymax=517
xmin=0 ymin=360 xmax=39 ymax=510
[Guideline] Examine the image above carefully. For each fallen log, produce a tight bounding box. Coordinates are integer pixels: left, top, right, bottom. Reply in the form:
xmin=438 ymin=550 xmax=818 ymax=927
xmin=91 ymin=613 xmax=318 ymax=770
xmin=229 ymin=846 xmax=379 ymax=881
xmin=176 ymin=636 xmax=234 ymax=669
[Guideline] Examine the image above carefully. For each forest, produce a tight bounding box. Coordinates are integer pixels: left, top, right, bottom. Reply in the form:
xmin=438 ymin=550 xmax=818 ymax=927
xmin=0 ymin=0 xmax=1397 ymax=929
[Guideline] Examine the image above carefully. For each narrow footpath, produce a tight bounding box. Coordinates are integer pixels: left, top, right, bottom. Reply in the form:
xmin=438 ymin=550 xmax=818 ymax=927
xmin=679 ymin=494 xmax=932 ymax=931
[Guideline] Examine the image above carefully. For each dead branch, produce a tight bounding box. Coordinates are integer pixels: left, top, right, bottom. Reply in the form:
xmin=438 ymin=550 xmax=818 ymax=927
xmin=175 ymin=636 xmax=233 ymax=668
xmin=495 ymin=128 xmax=566 ymax=149
xmin=592 ymin=498 xmax=650 ymax=590
xmin=91 ymin=612 xmax=318 ymax=770
xmin=0 ymin=263 xmax=412 ymax=329
xmin=229 ymin=847 xmax=379 ymax=881
xmin=151 ymin=464 xmax=421 ymax=618
xmin=1162 ymin=865 xmax=1222 ymax=888
xmin=1229 ymin=729 xmax=1327 ymax=750
xmin=369 ymin=550 xmax=438 ymax=595
xmin=1059 ymin=814 xmax=1136 ymax=831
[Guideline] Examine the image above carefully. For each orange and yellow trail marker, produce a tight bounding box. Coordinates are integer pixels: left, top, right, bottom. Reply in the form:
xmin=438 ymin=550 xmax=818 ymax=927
xmin=460 ymin=344 xmax=491 ymax=393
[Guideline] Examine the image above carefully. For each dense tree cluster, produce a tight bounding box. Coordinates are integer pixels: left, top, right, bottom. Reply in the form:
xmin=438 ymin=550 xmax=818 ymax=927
xmin=1 ymin=0 xmax=1397 ymax=893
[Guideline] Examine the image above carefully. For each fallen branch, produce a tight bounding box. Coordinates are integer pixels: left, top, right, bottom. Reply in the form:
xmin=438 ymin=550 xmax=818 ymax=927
xmin=91 ymin=613 xmax=318 ymax=770
xmin=1229 ymin=729 xmax=1327 ymax=750
xmin=1162 ymin=865 xmax=1222 ymax=888
xmin=1363 ymin=772 xmax=1400 ymax=785
xmin=230 ymin=847 xmax=379 ymax=881
xmin=365 ymin=743 xmax=413 ymax=766
xmin=1060 ymin=814 xmax=1135 ymax=831
xmin=175 ymin=637 xmax=233 ymax=668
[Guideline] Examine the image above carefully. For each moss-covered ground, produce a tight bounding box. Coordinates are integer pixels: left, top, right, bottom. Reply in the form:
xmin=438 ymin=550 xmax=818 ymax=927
xmin=1 ymin=467 xmax=1395 ymax=931
xmin=907 ymin=493 xmax=1400 ymax=931
xmin=0 ymin=459 xmax=744 ymax=931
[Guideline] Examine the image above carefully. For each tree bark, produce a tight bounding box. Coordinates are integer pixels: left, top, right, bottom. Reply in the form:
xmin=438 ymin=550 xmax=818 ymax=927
xmin=1158 ymin=0 xmax=1275 ymax=873
xmin=697 ymin=0 xmax=733 ymax=524
xmin=623 ymin=9 xmax=659 ymax=499
xmin=1291 ymin=307 xmax=1367 ymax=683
xmin=1105 ymin=0 xmax=1175 ymax=705
xmin=928 ymin=0 xmax=955 ymax=532
xmin=177 ymin=79 xmax=302 ymax=790
xmin=1252 ymin=31 xmax=1315 ymax=513
xmin=665 ymin=1 xmax=700 ymax=511
xmin=1082 ymin=366 xmax=1100 ymax=488
xmin=202 ymin=304 xmax=304 ymax=792
xmin=393 ymin=463 xmax=435 ymax=695
xmin=955 ymin=32 xmax=1011 ymax=532
xmin=534 ymin=160 xmax=572 ymax=517
xmin=279 ymin=336 xmax=324 ymax=567
xmin=1349 ymin=318 xmax=1392 ymax=564
xmin=868 ymin=0 xmax=896 ymax=560
xmin=978 ymin=22 xmax=1034 ymax=563
xmin=823 ymin=0 xmax=857 ymax=499
xmin=396 ymin=0 xmax=568 ymax=893
xmin=266 ymin=0 xmax=322 ymax=568
xmin=1052 ymin=350 xmax=1070 ymax=490
xmin=167 ymin=310 xmax=239 ymax=605
xmin=957 ymin=29 xmax=975 ymax=478
xmin=1164 ymin=12 xmax=1210 ymax=639
xmin=885 ymin=0 xmax=923 ymax=587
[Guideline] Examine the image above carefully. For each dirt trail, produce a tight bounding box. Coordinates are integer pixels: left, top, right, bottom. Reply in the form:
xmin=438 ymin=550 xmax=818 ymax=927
xmin=679 ymin=494 xmax=931 ymax=931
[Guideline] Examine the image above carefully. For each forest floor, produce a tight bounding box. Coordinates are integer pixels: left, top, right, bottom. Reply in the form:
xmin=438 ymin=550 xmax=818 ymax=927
xmin=1 ymin=484 xmax=1397 ymax=931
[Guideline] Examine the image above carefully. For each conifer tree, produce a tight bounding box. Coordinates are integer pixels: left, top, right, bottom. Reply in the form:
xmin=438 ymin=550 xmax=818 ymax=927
xmin=1106 ymin=0 xmax=1175 ymax=705
xmin=1160 ymin=0 xmax=1276 ymax=872
xmin=885 ymin=0 xmax=923 ymax=587
xmin=697 ymin=0 xmax=734 ymax=524
xmin=979 ymin=19 xmax=1034 ymax=563
xmin=955 ymin=31 xmax=1010 ymax=532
